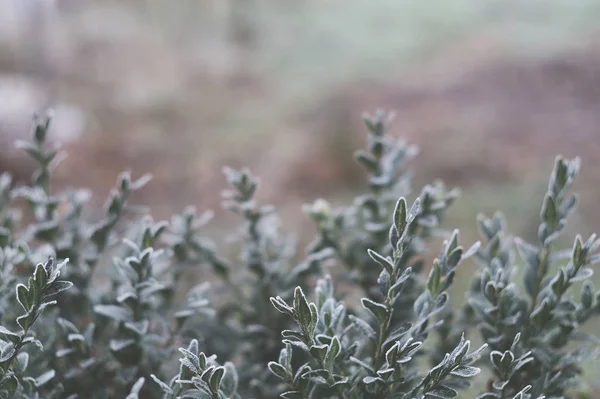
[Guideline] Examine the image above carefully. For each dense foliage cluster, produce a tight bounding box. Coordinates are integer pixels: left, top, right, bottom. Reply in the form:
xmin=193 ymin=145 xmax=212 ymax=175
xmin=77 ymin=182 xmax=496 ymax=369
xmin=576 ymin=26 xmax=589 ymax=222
xmin=0 ymin=110 xmax=599 ymax=399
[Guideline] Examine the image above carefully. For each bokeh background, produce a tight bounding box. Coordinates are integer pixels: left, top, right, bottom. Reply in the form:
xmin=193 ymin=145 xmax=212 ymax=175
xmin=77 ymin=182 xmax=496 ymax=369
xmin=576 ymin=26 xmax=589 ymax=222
xmin=1 ymin=0 xmax=600 ymax=392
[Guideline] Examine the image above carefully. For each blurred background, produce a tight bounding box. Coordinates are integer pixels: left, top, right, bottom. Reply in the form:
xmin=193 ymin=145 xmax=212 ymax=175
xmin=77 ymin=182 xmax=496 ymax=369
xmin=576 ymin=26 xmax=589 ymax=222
xmin=1 ymin=0 xmax=600 ymax=382
xmin=2 ymin=0 xmax=600 ymax=233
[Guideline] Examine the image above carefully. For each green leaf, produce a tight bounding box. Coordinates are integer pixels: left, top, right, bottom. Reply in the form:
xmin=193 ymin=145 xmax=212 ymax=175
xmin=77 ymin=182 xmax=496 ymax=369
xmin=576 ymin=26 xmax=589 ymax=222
xmin=0 ymin=345 xmax=16 ymax=363
xmin=179 ymin=348 xmax=201 ymax=372
xmin=462 ymin=241 xmax=481 ymax=260
xmin=427 ymin=260 xmax=441 ymax=294
xmin=268 ymin=362 xmax=289 ymax=381
xmin=447 ymin=247 xmax=463 ymax=269
xmin=28 ymin=276 xmax=40 ymax=307
xmin=477 ymin=214 xmax=494 ymax=241
xmin=16 ymin=352 xmax=29 ymax=373
xmin=293 ymin=287 xmax=312 ymax=329
xmin=308 ymin=302 xmax=319 ymax=335
xmin=389 ymin=225 xmax=400 ymax=248
xmin=21 ymin=336 xmax=43 ymax=351
xmin=541 ymin=194 xmax=557 ymax=229
xmin=151 ymin=375 xmax=173 ymax=394
xmin=390 ymin=267 xmax=412 ymax=294
xmin=33 ymin=262 xmax=48 ymax=291
xmin=355 ymin=152 xmax=379 ymax=173
xmin=450 ymin=365 xmax=480 ymax=378
xmin=550 ymin=269 xmax=566 ymax=295
xmin=124 ymin=320 xmax=149 ymax=336
xmin=0 ymin=327 xmax=20 ymax=344
xmin=515 ymin=237 xmax=539 ymax=266
xmin=413 ymin=291 xmax=431 ymax=317
xmin=15 ymin=140 xmax=44 ymax=163
xmin=208 ymin=366 xmax=225 ymax=392
xmin=129 ymin=377 xmax=145 ymax=396
xmin=362 ymin=376 xmax=384 ymax=385
xmin=2 ymin=373 xmax=18 ymax=394
xmin=572 ymin=267 xmax=593 ymax=282
xmin=309 ymin=344 xmax=328 ymax=361
xmin=500 ymin=351 xmax=515 ymax=371
xmin=484 ymin=281 xmax=496 ymax=301
xmin=279 ymin=345 xmax=291 ymax=370
xmin=523 ymin=267 xmax=537 ymax=299
xmin=349 ymin=356 xmax=375 ymax=374
xmin=0 ymin=227 xmax=10 ymax=247
xmin=281 ymin=391 xmax=302 ymax=399
xmin=400 ymin=339 xmax=423 ymax=360
xmin=324 ymin=336 xmax=341 ymax=371
xmin=560 ymin=194 xmax=578 ymax=218
xmin=384 ymin=322 xmax=412 ymax=347
xmin=361 ymin=298 xmax=388 ymax=324
xmin=282 ymin=330 xmax=305 ymax=343
xmin=427 ymin=385 xmax=458 ymax=398
xmin=271 ymin=297 xmax=294 ymax=316
xmin=17 ymin=310 xmax=36 ymax=331
xmin=393 ymin=197 xmax=408 ymax=236
xmin=48 ymin=258 xmax=67 ymax=284
xmin=43 ymin=280 xmax=73 ymax=298
xmin=581 ymin=282 xmax=594 ymax=308
xmin=376 ymin=368 xmax=395 ymax=380
xmin=221 ymin=362 xmax=239 ymax=396
xmin=408 ymin=198 xmax=421 ymax=225
xmin=553 ymin=157 xmax=568 ymax=189
xmin=131 ymin=173 xmax=153 ymax=190
xmin=349 ymin=315 xmax=377 ymax=341
xmin=110 ymin=339 xmax=136 ymax=352
xmin=94 ymin=304 xmax=133 ymax=322
xmin=181 ymin=358 xmax=199 ymax=374
xmin=449 ymin=335 xmax=470 ymax=364
xmin=211 ymin=258 xmax=229 ymax=279
xmin=368 ymin=249 xmax=393 ymax=275
xmin=35 ymin=369 xmax=55 ymax=387
xmin=16 ymin=284 xmax=30 ymax=312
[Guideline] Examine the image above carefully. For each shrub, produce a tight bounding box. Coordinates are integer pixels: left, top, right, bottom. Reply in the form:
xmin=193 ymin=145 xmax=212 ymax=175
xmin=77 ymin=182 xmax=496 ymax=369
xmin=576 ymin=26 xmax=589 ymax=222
xmin=0 ymin=110 xmax=599 ymax=399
